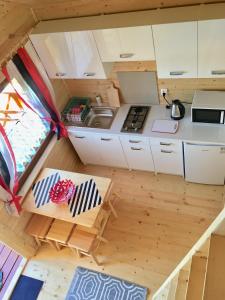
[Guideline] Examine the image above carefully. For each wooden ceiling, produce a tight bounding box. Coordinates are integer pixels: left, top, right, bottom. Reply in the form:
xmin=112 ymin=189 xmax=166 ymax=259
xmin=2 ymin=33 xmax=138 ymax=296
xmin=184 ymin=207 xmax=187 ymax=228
xmin=2 ymin=0 xmax=225 ymax=20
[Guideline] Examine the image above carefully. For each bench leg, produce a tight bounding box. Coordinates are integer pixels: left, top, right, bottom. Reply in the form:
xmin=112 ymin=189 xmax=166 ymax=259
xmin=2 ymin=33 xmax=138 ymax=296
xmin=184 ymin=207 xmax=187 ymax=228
xmin=97 ymin=236 xmax=108 ymax=243
xmin=108 ymin=199 xmax=118 ymax=218
xmin=91 ymin=253 xmax=100 ymax=266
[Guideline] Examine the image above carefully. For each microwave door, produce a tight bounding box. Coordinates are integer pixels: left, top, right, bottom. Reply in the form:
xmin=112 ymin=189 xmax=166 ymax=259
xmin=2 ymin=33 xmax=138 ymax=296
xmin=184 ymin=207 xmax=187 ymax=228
xmin=192 ymin=109 xmax=224 ymax=124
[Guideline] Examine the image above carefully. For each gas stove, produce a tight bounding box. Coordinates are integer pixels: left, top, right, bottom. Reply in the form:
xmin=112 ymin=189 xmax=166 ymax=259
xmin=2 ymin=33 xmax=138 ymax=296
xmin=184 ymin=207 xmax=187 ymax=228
xmin=121 ymin=106 xmax=150 ymax=133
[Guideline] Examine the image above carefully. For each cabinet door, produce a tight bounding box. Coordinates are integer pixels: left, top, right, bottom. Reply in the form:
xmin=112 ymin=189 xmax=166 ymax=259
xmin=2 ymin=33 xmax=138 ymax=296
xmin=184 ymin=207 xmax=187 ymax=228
xmin=93 ymin=29 xmax=121 ymax=62
xmin=71 ymin=31 xmax=106 ymax=79
xmin=118 ymin=26 xmax=155 ymax=61
xmin=69 ymin=131 xmax=101 ymax=165
xmin=120 ymin=136 xmax=154 ymax=171
xmin=198 ymin=19 xmax=225 ymax=78
xmin=30 ymin=33 xmax=74 ymax=79
xmin=96 ymin=134 xmax=127 ymax=168
xmin=152 ymin=22 xmax=197 ymax=78
xmin=150 ymin=138 xmax=184 ymax=175
xmin=93 ymin=26 xmax=155 ymax=62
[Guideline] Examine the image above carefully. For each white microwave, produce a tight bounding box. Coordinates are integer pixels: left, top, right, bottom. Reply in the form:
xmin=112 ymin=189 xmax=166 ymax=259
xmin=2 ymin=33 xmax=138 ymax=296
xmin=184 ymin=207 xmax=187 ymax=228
xmin=191 ymin=91 xmax=225 ymax=124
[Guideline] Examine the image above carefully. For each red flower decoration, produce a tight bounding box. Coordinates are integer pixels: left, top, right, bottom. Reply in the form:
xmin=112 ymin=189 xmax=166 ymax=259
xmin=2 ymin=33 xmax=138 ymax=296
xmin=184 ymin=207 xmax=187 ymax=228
xmin=49 ymin=179 xmax=75 ymax=204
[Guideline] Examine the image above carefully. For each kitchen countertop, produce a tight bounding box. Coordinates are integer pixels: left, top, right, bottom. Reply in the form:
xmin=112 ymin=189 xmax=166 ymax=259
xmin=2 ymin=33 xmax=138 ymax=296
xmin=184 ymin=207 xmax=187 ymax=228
xmin=67 ymin=104 xmax=225 ymax=144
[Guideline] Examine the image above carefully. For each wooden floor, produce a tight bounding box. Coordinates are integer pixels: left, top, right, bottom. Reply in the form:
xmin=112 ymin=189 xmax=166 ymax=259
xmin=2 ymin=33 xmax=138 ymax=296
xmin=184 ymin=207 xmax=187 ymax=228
xmin=23 ymin=164 xmax=225 ymax=299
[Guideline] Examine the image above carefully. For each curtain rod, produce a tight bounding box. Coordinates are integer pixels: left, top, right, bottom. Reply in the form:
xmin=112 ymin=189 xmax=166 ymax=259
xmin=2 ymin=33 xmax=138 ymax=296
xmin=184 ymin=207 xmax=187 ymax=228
xmin=0 ymin=30 xmax=33 ymax=72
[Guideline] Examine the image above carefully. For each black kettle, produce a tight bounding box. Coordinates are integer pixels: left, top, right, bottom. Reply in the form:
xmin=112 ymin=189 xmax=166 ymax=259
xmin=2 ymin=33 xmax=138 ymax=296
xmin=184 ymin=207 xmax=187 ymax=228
xmin=171 ymin=100 xmax=185 ymax=120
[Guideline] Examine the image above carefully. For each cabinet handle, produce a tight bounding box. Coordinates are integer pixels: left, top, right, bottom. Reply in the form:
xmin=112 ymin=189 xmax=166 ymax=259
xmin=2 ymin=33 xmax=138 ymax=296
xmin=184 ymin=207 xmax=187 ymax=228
xmin=83 ymin=72 xmax=96 ymax=77
xmin=131 ymin=147 xmax=143 ymax=151
xmin=160 ymin=142 xmax=172 ymax=146
xmin=211 ymin=70 xmax=225 ymax=75
xmin=169 ymin=71 xmax=185 ymax=76
xmin=161 ymin=149 xmax=173 ymax=153
xmin=75 ymin=136 xmax=85 ymax=139
xmin=55 ymin=72 xmax=66 ymax=77
xmin=129 ymin=140 xmax=141 ymax=144
xmin=101 ymin=138 xmax=112 ymax=141
xmin=120 ymin=53 xmax=134 ymax=59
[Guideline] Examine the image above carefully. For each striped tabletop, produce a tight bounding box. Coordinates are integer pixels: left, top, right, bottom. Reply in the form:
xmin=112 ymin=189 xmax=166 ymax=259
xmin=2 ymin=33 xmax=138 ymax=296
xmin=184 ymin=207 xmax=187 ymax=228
xmin=23 ymin=168 xmax=112 ymax=227
xmin=32 ymin=173 xmax=103 ymax=218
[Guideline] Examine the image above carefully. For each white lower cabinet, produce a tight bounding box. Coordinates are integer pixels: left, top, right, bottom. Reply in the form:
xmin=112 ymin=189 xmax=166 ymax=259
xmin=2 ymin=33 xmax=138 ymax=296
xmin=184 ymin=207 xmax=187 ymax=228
xmin=150 ymin=138 xmax=184 ymax=175
xmin=120 ymin=135 xmax=154 ymax=171
xmin=68 ymin=131 xmax=101 ymax=165
xmin=69 ymin=131 xmax=127 ymax=168
xmin=69 ymin=130 xmax=184 ymax=175
xmin=95 ymin=134 xmax=128 ymax=168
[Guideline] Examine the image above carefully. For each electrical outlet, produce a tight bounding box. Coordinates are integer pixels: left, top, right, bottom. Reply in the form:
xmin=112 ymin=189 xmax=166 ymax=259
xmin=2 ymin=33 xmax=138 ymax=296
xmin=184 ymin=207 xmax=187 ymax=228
xmin=160 ymin=88 xmax=168 ymax=96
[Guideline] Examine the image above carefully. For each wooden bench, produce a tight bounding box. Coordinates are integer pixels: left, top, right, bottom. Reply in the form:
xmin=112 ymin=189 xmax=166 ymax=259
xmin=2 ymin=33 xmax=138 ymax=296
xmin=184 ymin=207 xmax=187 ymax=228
xmin=25 ymin=214 xmax=54 ymax=247
xmin=67 ymin=227 xmax=99 ymax=265
xmin=46 ymin=219 xmax=74 ymax=250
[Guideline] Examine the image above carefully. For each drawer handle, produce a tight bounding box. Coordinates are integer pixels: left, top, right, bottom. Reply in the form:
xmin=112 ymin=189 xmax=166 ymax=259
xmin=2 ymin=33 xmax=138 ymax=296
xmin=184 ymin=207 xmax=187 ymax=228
xmin=55 ymin=72 xmax=66 ymax=77
xmin=75 ymin=136 xmax=85 ymax=139
xmin=160 ymin=142 xmax=172 ymax=146
xmin=101 ymin=138 xmax=112 ymax=141
xmin=211 ymin=70 xmax=225 ymax=75
xmin=129 ymin=140 xmax=141 ymax=144
xmin=131 ymin=147 xmax=143 ymax=151
xmin=120 ymin=53 xmax=134 ymax=59
xmin=161 ymin=150 xmax=173 ymax=154
xmin=169 ymin=71 xmax=185 ymax=76
xmin=83 ymin=72 xmax=96 ymax=77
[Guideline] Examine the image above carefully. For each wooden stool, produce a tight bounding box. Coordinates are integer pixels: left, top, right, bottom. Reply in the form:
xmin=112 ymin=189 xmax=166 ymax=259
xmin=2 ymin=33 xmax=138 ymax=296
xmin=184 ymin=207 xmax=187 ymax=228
xmin=46 ymin=219 xmax=74 ymax=250
xmin=67 ymin=227 xmax=99 ymax=265
xmin=25 ymin=214 xmax=54 ymax=247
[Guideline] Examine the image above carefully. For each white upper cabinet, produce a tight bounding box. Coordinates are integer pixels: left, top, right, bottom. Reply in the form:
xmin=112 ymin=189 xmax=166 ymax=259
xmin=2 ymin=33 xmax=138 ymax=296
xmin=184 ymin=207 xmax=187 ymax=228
xmin=198 ymin=19 xmax=225 ymax=78
xmin=30 ymin=32 xmax=75 ymax=79
xmin=93 ymin=26 xmax=155 ymax=62
xmin=30 ymin=31 xmax=107 ymax=79
xmin=152 ymin=22 xmax=197 ymax=78
xmin=70 ymin=31 xmax=107 ymax=79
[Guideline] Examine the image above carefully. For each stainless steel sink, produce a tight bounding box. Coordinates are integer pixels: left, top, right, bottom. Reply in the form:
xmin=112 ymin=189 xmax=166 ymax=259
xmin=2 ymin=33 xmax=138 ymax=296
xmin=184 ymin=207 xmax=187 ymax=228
xmin=85 ymin=106 xmax=118 ymax=129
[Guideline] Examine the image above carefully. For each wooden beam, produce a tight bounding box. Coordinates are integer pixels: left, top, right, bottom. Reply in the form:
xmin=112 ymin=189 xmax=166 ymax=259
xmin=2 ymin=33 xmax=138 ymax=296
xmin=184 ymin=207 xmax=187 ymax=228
xmin=32 ymin=3 xmax=225 ymax=34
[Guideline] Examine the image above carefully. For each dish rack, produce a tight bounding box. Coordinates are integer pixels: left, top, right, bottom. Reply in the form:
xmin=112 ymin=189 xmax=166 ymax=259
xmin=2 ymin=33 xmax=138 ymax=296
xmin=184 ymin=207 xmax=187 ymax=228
xmin=61 ymin=97 xmax=90 ymax=124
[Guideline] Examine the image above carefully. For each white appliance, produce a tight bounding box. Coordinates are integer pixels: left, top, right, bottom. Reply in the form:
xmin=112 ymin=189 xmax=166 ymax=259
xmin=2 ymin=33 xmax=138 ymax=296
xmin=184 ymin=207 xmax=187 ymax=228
xmin=191 ymin=90 xmax=225 ymax=124
xmin=184 ymin=142 xmax=225 ymax=185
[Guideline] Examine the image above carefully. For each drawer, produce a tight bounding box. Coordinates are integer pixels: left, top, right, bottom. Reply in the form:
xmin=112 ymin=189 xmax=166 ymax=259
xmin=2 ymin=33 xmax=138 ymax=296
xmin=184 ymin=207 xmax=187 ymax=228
xmin=120 ymin=135 xmax=149 ymax=147
xmin=150 ymin=138 xmax=181 ymax=151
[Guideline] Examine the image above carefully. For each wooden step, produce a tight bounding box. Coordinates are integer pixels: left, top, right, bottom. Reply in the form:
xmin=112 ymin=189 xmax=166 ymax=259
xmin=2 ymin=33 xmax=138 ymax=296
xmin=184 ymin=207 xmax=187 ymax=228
xmin=175 ymin=261 xmax=191 ymax=300
xmin=186 ymin=256 xmax=207 ymax=300
xmin=203 ymin=234 xmax=225 ymax=300
xmin=167 ymin=273 xmax=179 ymax=300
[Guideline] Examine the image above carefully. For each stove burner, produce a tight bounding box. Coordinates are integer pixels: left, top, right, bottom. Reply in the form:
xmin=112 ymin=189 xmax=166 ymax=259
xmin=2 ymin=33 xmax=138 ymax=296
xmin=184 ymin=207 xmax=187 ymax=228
xmin=121 ymin=106 xmax=150 ymax=133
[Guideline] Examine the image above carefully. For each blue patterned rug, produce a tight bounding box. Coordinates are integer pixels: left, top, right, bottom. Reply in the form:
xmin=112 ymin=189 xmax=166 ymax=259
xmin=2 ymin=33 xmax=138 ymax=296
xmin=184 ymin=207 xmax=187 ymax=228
xmin=66 ymin=267 xmax=148 ymax=300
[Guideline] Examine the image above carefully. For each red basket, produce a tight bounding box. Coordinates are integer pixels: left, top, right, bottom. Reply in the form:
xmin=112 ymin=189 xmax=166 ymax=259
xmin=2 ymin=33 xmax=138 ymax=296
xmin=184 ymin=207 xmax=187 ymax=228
xmin=49 ymin=179 xmax=75 ymax=204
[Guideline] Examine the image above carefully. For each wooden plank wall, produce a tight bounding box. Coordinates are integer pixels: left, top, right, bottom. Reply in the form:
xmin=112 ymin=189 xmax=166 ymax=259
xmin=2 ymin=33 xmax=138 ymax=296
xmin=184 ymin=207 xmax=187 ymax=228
xmin=64 ymin=61 xmax=225 ymax=105
xmin=43 ymin=79 xmax=80 ymax=172
xmin=0 ymin=1 xmax=36 ymax=65
xmin=28 ymin=0 xmax=224 ymax=21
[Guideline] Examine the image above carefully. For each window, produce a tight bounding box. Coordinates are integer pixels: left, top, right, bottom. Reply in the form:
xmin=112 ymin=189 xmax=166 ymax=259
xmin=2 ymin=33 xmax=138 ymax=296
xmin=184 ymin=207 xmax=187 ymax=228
xmin=0 ymin=80 xmax=50 ymax=179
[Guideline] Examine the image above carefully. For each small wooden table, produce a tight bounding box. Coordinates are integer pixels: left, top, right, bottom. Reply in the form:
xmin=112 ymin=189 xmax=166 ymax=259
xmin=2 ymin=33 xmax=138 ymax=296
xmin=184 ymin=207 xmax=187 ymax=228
xmin=22 ymin=168 xmax=112 ymax=228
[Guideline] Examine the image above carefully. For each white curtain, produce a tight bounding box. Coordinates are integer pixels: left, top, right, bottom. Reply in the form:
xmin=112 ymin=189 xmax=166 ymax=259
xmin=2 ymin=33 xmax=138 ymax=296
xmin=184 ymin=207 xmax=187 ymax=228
xmin=6 ymin=60 xmax=51 ymax=119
